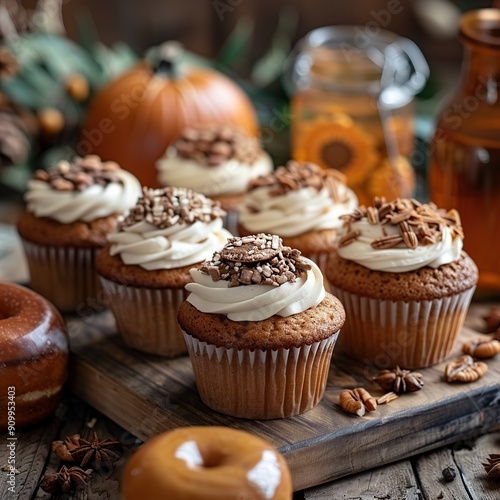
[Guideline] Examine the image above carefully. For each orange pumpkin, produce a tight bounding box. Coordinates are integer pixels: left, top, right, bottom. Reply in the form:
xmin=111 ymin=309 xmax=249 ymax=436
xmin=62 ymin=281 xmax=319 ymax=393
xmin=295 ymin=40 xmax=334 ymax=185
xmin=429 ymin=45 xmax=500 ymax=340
xmin=81 ymin=44 xmax=259 ymax=187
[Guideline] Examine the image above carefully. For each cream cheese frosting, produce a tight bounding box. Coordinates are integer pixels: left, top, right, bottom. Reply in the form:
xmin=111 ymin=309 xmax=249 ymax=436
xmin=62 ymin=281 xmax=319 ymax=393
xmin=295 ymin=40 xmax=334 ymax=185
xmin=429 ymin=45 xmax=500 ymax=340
xmin=336 ymin=198 xmax=464 ymax=273
xmin=186 ymin=257 xmax=325 ymax=322
xmin=239 ymin=185 xmax=358 ymax=236
xmin=25 ymin=161 xmax=141 ymax=224
xmin=156 ymin=152 xmax=273 ymax=197
xmin=108 ymin=218 xmax=232 ymax=271
xmin=108 ymin=186 xmax=231 ymax=271
xmin=337 ymin=220 xmax=462 ymax=273
xmin=238 ymin=160 xmax=358 ymax=237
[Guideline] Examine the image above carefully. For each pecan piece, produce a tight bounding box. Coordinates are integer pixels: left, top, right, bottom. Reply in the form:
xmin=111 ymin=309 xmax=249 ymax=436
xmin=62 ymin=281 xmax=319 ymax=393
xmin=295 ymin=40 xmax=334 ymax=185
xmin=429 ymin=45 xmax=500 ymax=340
xmin=445 ymin=355 xmax=488 ymax=382
xmin=338 ymin=230 xmax=361 ymax=247
xmin=339 ymin=388 xmax=377 ymax=416
xmin=462 ymin=338 xmax=500 ymax=359
xmin=371 ymin=234 xmax=403 ymax=250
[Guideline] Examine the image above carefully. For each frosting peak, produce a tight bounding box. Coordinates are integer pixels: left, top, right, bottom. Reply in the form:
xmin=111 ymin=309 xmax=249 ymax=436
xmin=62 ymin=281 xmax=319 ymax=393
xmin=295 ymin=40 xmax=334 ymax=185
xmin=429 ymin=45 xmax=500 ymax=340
xmin=25 ymin=155 xmax=141 ymax=223
xmin=109 ymin=187 xmax=231 ymax=270
xmin=186 ymin=234 xmax=325 ymax=321
xmin=156 ymin=126 xmax=273 ymax=197
xmin=336 ymin=197 xmax=465 ymax=272
xmin=239 ymin=161 xmax=358 ymax=237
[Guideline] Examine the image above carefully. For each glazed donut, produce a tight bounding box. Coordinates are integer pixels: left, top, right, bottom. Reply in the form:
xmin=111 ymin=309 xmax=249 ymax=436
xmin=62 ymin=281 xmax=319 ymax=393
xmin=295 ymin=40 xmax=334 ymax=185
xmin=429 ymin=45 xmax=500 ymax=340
xmin=0 ymin=282 xmax=69 ymax=430
xmin=121 ymin=426 xmax=293 ymax=500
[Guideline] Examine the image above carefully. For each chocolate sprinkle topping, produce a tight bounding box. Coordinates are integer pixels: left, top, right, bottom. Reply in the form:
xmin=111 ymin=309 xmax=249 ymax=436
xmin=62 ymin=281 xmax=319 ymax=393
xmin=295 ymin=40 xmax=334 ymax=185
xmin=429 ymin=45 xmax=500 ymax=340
xmin=33 ymin=155 xmax=122 ymax=192
xmin=171 ymin=125 xmax=262 ymax=166
xmin=200 ymin=233 xmax=311 ymax=287
xmin=248 ymin=160 xmax=349 ymax=203
xmin=119 ymin=186 xmax=226 ymax=230
xmin=339 ymin=197 xmax=464 ymax=250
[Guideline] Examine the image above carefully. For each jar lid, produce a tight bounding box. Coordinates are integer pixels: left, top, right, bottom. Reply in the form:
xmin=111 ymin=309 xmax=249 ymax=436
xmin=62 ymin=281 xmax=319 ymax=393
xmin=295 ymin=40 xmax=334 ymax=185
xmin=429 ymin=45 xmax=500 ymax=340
xmin=460 ymin=9 xmax=500 ymax=48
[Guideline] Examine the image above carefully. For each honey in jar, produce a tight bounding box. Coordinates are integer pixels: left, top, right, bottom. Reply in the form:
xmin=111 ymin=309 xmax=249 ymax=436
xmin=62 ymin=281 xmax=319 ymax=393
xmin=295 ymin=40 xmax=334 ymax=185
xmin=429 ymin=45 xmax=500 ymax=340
xmin=287 ymin=26 xmax=429 ymax=205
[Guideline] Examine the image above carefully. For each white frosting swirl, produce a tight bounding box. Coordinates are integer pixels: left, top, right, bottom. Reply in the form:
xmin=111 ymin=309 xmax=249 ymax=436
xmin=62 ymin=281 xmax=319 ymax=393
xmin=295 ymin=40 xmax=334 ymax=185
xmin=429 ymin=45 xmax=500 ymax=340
xmin=239 ymin=185 xmax=358 ymax=237
xmin=337 ymin=220 xmax=463 ymax=273
xmin=108 ymin=218 xmax=232 ymax=271
xmin=156 ymin=150 xmax=273 ymax=196
xmin=25 ymin=170 xmax=141 ymax=224
xmin=186 ymin=258 xmax=325 ymax=321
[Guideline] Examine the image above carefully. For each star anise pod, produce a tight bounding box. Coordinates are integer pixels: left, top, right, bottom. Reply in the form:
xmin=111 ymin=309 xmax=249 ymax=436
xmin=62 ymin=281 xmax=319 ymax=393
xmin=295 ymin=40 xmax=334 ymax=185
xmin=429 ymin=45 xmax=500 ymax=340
xmin=70 ymin=432 xmax=121 ymax=470
xmin=39 ymin=465 xmax=92 ymax=494
xmin=483 ymin=307 xmax=500 ymax=333
xmin=374 ymin=366 xmax=424 ymax=393
xmin=51 ymin=433 xmax=81 ymax=462
xmin=483 ymin=454 xmax=500 ymax=480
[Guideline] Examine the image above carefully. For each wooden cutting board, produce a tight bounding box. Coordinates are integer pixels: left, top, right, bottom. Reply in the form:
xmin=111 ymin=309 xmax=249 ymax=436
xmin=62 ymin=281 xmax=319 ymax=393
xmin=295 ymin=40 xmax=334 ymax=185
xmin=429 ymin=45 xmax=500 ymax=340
xmin=67 ymin=303 xmax=500 ymax=491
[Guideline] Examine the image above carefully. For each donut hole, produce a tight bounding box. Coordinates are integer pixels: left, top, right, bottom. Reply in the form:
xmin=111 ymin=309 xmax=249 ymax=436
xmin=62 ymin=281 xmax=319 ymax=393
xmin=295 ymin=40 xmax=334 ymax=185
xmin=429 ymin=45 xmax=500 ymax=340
xmin=200 ymin=449 xmax=225 ymax=468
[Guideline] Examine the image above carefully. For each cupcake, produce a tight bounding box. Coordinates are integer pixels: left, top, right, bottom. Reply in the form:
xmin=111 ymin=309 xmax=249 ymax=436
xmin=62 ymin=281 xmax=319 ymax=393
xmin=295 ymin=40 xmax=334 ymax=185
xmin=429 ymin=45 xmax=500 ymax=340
xmin=16 ymin=155 xmax=141 ymax=312
xmin=156 ymin=124 xmax=273 ymax=233
xmin=325 ymin=197 xmax=478 ymax=369
xmin=96 ymin=186 xmax=232 ymax=357
xmin=177 ymin=233 xmax=345 ymax=419
xmin=238 ymin=161 xmax=358 ymax=273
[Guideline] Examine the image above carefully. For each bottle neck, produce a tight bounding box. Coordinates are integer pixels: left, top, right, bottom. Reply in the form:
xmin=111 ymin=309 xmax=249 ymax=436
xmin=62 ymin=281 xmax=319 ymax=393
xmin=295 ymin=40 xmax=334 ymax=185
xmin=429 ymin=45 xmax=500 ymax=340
xmin=461 ymin=42 xmax=500 ymax=96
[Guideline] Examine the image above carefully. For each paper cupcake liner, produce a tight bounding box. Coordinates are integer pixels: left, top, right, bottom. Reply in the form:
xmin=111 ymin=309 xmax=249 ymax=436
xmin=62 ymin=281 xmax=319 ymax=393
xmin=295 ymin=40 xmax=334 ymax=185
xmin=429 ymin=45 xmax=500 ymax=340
xmin=21 ymin=239 xmax=101 ymax=312
xmin=100 ymin=277 xmax=189 ymax=357
xmin=329 ymin=285 xmax=476 ymax=369
xmin=183 ymin=331 xmax=339 ymax=419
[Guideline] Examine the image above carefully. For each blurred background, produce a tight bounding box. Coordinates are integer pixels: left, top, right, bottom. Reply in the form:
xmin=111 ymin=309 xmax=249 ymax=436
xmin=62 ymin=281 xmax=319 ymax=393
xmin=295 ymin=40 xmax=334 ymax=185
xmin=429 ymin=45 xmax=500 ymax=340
xmin=0 ymin=0 xmax=498 ymax=195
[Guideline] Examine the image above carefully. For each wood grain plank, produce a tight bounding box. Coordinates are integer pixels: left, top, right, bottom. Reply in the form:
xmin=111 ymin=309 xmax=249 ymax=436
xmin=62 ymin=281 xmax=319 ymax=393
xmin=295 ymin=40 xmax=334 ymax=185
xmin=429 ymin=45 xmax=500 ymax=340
xmin=67 ymin=306 xmax=500 ymax=491
xmin=0 ymin=402 xmax=63 ymax=500
xmin=303 ymin=459 xmax=420 ymax=499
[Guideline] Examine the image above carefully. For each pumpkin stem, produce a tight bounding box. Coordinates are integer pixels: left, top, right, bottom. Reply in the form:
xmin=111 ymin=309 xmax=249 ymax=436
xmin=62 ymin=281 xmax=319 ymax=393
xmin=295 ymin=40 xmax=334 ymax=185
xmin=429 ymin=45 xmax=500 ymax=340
xmin=154 ymin=41 xmax=183 ymax=77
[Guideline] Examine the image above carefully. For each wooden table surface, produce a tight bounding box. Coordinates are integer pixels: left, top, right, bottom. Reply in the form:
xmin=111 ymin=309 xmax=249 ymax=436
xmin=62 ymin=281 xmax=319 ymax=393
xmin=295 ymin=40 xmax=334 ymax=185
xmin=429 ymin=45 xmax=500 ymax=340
xmin=1 ymin=195 xmax=499 ymax=499
xmin=0 ymin=393 xmax=499 ymax=499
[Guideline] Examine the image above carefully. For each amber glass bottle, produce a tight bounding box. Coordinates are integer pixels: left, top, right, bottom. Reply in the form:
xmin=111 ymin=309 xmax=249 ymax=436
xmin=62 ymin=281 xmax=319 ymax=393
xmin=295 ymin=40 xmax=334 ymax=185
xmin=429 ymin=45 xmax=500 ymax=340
xmin=430 ymin=9 xmax=500 ymax=295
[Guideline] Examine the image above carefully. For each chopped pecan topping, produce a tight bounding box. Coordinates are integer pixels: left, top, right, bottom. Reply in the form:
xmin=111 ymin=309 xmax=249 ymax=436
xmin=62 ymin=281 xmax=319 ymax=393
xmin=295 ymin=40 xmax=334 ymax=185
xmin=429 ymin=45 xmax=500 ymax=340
xmin=248 ymin=160 xmax=349 ymax=203
xmin=338 ymin=230 xmax=361 ymax=248
xmin=200 ymin=233 xmax=310 ymax=288
xmin=340 ymin=197 xmax=464 ymax=250
xmin=444 ymin=355 xmax=488 ymax=383
xmin=483 ymin=454 xmax=500 ymax=481
xmin=33 ymin=155 xmax=122 ymax=191
xmin=120 ymin=186 xmax=225 ymax=230
xmin=172 ymin=125 xmax=262 ymax=166
xmin=462 ymin=338 xmax=500 ymax=359
xmin=339 ymin=388 xmax=377 ymax=416
xmin=373 ymin=366 xmax=424 ymax=393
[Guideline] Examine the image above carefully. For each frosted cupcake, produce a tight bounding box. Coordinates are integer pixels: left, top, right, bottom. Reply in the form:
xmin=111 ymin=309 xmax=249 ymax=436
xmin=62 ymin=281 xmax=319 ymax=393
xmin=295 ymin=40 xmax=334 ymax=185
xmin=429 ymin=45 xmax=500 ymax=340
xmin=96 ymin=187 xmax=232 ymax=356
xmin=238 ymin=161 xmax=357 ymax=273
xmin=325 ymin=197 xmax=478 ymax=369
xmin=17 ymin=155 xmax=141 ymax=312
xmin=178 ymin=233 xmax=345 ymax=419
xmin=156 ymin=125 xmax=273 ymax=233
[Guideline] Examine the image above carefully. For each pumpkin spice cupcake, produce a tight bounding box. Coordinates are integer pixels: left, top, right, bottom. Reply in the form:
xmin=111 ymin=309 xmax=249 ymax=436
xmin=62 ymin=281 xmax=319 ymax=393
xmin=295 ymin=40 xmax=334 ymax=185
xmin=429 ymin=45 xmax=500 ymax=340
xmin=178 ymin=233 xmax=345 ymax=419
xmin=96 ymin=186 xmax=232 ymax=357
xmin=156 ymin=124 xmax=273 ymax=233
xmin=17 ymin=155 xmax=141 ymax=312
xmin=238 ymin=160 xmax=358 ymax=273
xmin=325 ymin=197 xmax=478 ymax=369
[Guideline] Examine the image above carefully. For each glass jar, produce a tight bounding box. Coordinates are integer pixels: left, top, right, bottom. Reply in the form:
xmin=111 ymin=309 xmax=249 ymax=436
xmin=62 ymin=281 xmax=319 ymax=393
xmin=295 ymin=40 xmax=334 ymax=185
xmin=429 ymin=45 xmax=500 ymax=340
xmin=429 ymin=9 xmax=500 ymax=296
xmin=287 ymin=26 xmax=428 ymax=205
